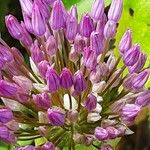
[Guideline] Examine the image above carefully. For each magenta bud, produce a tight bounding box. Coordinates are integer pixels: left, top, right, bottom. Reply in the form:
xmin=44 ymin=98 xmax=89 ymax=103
xmin=119 ymin=29 xmax=132 ymax=54
xmin=32 ymin=2 xmax=46 ymax=36
xmin=60 ymin=68 xmax=73 ymax=89
xmin=106 ymin=126 xmax=120 ymax=139
xmin=108 ymin=0 xmax=123 ymax=22
xmin=132 ymin=69 xmax=149 ymax=89
xmin=94 ymin=127 xmax=108 ymax=140
xmin=50 ymin=0 xmax=65 ymax=30
xmin=46 ymin=67 xmax=60 ymax=93
xmin=47 ymin=107 xmax=65 ymax=126
xmin=74 ymin=34 xmax=86 ymax=53
xmin=73 ymin=71 xmax=86 ymax=93
xmin=83 ymin=47 xmax=97 ymax=70
xmin=100 ymin=144 xmax=113 ymax=150
xmin=135 ymin=91 xmax=150 ymax=107
xmin=69 ymin=47 xmax=79 ymax=62
xmin=69 ymin=5 xmax=78 ymax=20
xmin=104 ymin=20 xmax=117 ymax=39
xmin=0 ymin=108 xmax=13 ymax=123
xmin=33 ymin=92 xmax=51 ymax=110
xmin=79 ymin=14 xmax=94 ymax=38
xmin=123 ymin=44 xmax=140 ymax=66
xmin=129 ymin=53 xmax=147 ymax=73
xmin=41 ymin=142 xmax=55 ymax=150
xmin=19 ymin=0 xmax=33 ymax=17
xmin=122 ymin=104 xmax=141 ymax=123
xmin=38 ymin=60 xmax=50 ymax=78
xmin=0 ymin=125 xmax=16 ymax=144
xmin=46 ymin=35 xmax=58 ymax=56
xmin=5 ymin=15 xmax=24 ymax=39
xmin=91 ymin=0 xmax=104 ymax=21
xmin=66 ymin=15 xmax=78 ymax=41
xmin=84 ymin=94 xmax=97 ymax=112
xmin=31 ymin=40 xmax=44 ymax=64
xmin=0 ymin=80 xmax=17 ymax=97
xmin=90 ymin=31 xmax=103 ymax=55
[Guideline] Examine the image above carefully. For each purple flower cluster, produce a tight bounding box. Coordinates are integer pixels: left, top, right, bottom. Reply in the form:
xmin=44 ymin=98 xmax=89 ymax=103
xmin=0 ymin=0 xmax=150 ymax=149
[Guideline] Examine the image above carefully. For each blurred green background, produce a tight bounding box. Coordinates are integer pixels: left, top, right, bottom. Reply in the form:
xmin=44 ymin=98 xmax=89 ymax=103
xmin=0 ymin=0 xmax=150 ymax=149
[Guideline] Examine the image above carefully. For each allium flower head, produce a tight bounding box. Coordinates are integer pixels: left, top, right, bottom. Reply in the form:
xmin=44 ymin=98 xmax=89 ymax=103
xmin=0 ymin=0 xmax=150 ymax=149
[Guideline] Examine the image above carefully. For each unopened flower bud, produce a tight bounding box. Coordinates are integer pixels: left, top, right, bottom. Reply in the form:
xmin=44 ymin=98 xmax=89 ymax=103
xmin=100 ymin=144 xmax=113 ymax=150
xmin=119 ymin=29 xmax=132 ymax=54
xmin=41 ymin=142 xmax=55 ymax=150
xmin=69 ymin=5 xmax=78 ymax=20
xmin=69 ymin=47 xmax=80 ymax=62
xmin=73 ymin=71 xmax=86 ymax=93
xmin=0 ymin=80 xmax=17 ymax=97
xmin=84 ymin=94 xmax=97 ymax=112
xmin=0 ymin=108 xmax=13 ymax=123
xmin=60 ymin=68 xmax=73 ymax=89
xmin=91 ymin=0 xmax=104 ymax=21
xmin=50 ymin=0 xmax=65 ymax=30
xmin=94 ymin=127 xmax=108 ymax=140
xmin=47 ymin=107 xmax=65 ymax=126
xmin=132 ymin=69 xmax=149 ymax=89
xmin=79 ymin=14 xmax=94 ymax=38
xmin=67 ymin=110 xmax=78 ymax=122
xmin=123 ymin=44 xmax=140 ymax=66
xmin=108 ymin=0 xmax=123 ymax=22
xmin=33 ymin=92 xmax=51 ymax=110
xmin=106 ymin=126 xmax=120 ymax=139
xmin=104 ymin=20 xmax=117 ymax=39
xmin=46 ymin=67 xmax=60 ymax=93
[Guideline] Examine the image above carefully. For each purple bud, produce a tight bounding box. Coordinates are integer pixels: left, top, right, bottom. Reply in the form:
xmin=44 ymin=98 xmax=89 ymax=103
xmin=79 ymin=14 xmax=94 ymax=38
xmin=132 ymin=70 xmax=149 ymax=89
xmin=122 ymin=104 xmax=141 ymax=123
xmin=0 ymin=80 xmax=17 ymax=97
xmin=31 ymin=40 xmax=44 ymax=64
xmin=5 ymin=15 xmax=24 ymax=39
xmin=90 ymin=31 xmax=103 ymax=55
xmin=38 ymin=60 xmax=50 ymax=78
xmin=123 ymin=44 xmax=140 ymax=66
xmin=46 ymin=35 xmax=58 ymax=56
xmin=94 ymin=127 xmax=108 ymax=140
xmin=128 ymin=53 xmax=147 ymax=73
xmin=33 ymin=92 xmax=51 ymax=109
xmin=100 ymin=144 xmax=113 ymax=150
xmin=67 ymin=110 xmax=78 ymax=122
xmin=41 ymin=142 xmax=55 ymax=150
xmin=0 ymin=125 xmax=16 ymax=143
xmin=32 ymin=2 xmax=46 ymax=36
xmin=69 ymin=47 xmax=80 ymax=62
xmin=83 ymin=47 xmax=97 ymax=70
xmin=0 ymin=108 xmax=13 ymax=123
xmin=119 ymin=29 xmax=132 ymax=54
xmin=84 ymin=94 xmax=97 ymax=112
xmin=47 ymin=107 xmax=65 ymax=126
xmin=16 ymin=145 xmax=35 ymax=150
xmin=74 ymin=34 xmax=86 ymax=53
xmin=19 ymin=0 xmax=33 ymax=17
xmin=66 ymin=15 xmax=78 ymax=41
xmin=135 ymin=91 xmax=150 ymax=107
xmin=50 ymin=0 xmax=65 ymax=30
xmin=108 ymin=0 xmax=123 ymax=22
xmin=91 ymin=0 xmax=105 ymax=21
xmin=46 ymin=67 xmax=60 ymax=93
xmin=69 ymin=5 xmax=78 ymax=20
xmin=22 ymin=13 xmax=33 ymax=33
xmin=60 ymin=68 xmax=73 ymax=89
xmin=104 ymin=20 xmax=117 ymax=39
xmin=73 ymin=71 xmax=86 ymax=93
xmin=106 ymin=126 xmax=120 ymax=139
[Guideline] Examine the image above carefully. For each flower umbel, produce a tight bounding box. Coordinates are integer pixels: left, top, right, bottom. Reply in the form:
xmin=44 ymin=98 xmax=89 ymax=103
xmin=0 ymin=0 xmax=150 ymax=149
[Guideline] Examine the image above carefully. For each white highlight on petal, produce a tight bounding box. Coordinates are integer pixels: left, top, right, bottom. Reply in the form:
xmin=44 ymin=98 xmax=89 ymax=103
xmin=87 ymin=112 xmax=101 ymax=123
xmin=63 ymin=94 xmax=78 ymax=110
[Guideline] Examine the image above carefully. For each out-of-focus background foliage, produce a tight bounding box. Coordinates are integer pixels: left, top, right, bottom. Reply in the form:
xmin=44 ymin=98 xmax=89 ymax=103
xmin=0 ymin=0 xmax=150 ymax=149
